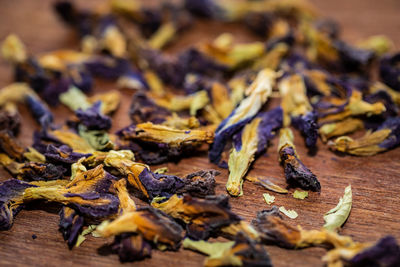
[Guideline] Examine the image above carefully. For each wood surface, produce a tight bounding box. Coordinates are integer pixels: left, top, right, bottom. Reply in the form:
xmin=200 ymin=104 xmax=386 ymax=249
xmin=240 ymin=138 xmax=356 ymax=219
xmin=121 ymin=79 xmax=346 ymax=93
xmin=0 ymin=0 xmax=400 ymax=266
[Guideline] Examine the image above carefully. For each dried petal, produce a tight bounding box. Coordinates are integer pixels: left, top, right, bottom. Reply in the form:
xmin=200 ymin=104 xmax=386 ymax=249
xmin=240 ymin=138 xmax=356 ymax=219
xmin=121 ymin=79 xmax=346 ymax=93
xmin=152 ymin=194 xmax=241 ymax=240
xmin=328 ymin=117 xmax=400 ymax=156
xmin=209 ymin=68 xmax=277 ymax=164
xmin=97 ymin=207 xmax=183 ymax=250
xmin=183 ymin=233 xmax=272 ymax=267
xmin=59 ymin=206 xmax=84 ymax=249
xmin=247 ymin=176 xmax=288 ymax=194
xmin=319 ymin=118 xmax=364 ymax=142
xmin=323 ymin=185 xmax=352 ymax=232
xmin=380 ymin=53 xmax=400 ymax=91
xmin=278 ymin=128 xmax=321 ymax=191
xmin=111 ymin=233 xmax=152 ymax=262
xmin=0 ymin=179 xmax=36 ymax=230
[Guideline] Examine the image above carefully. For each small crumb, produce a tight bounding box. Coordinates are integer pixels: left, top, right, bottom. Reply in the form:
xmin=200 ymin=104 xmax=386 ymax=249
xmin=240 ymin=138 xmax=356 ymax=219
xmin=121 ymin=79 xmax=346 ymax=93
xmin=279 ymin=206 xmax=298 ymax=219
xmin=263 ymin=193 xmax=275 ymax=205
xmin=32 ymin=234 xmax=37 ymax=240
xmin=293 ymin=190 xmax=308 ymax=200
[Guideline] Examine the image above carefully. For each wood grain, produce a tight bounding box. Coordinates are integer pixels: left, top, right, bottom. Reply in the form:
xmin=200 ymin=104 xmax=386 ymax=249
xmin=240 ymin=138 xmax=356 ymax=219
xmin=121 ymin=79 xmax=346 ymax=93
xmin=1 ymin=1 xmax=400 ymax=266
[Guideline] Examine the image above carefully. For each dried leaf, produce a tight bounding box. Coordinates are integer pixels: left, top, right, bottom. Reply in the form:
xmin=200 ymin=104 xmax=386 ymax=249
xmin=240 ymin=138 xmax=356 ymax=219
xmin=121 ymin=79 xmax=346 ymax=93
xmin=323 ymin=185 xmax=352 ymax=232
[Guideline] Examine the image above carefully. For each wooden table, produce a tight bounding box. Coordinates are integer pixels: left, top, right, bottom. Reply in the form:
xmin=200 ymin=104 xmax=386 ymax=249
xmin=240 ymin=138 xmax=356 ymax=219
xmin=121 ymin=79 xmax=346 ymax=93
xmin=0 ymin=0 xmax=399 ymax=266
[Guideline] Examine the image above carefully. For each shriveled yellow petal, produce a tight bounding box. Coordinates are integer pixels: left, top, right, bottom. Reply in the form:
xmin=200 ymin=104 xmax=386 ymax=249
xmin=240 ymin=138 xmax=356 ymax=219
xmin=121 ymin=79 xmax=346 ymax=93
xmin=279 ymin=74 xmax=312 ymax=126
xmin=148 ymin=22 xmax=176 ymax=50
xmin=328 ymin=129 xmax=391 ymax=156
xmin=1 ymin=34 xmax=27 ymax=63
xmin=226 ymin=118 xmax=261 ymax=196
xmin=319 ymin=118 xmax=364 ymax=142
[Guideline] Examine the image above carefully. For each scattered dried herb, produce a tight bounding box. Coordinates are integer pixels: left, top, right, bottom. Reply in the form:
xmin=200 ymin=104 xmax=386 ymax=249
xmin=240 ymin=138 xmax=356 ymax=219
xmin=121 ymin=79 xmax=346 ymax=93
xmin=278 ymin=128 xmax=321 ymax=191
xmin=323 ymin=185 xmax=352 ymax=232
xmin=293 ymin=190 xmax=308 ymax=200
xmin=263 ymin=193 xmax=275 ymax=205
xmin=0 ymin=0 xmax=399 ymax=265
xmin=183 ymin=233 xmax=272 ymax=267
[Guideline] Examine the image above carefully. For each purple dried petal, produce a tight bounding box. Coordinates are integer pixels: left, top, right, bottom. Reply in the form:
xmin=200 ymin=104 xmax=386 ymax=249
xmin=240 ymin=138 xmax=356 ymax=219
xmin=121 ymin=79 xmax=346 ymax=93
xmin=244 ymin=12 xmax=275 ymax=37
xmin=85 ymin=57 xmax=132 ymax=80
xmin=59 ymin=207 xmax=84 ymax=249
xmin=67 ymin=193 xmax=119 ymax=218
xmin=111 ymin=233 xmax=152 ymax=262
xmin=76 ymin=102 xmax=112 ymax=131
xmin=184 ymin=0 xmax=218 ymax=17
xmin=25 ymin=95 xmax=54 ymax=129
xmin=129 ymin=91 xmax=170 ymax=124
xmin=0 ymin=108 xmax=21 ymax=136
xmin=42 ymin=77 xmax=71 ymax=106
xmin=209 ymin=113 xmax=255 ymax=164
xmin=350 ymin=236 xmax=400 ymax=267
xmin=53 ymin=1 xmax=93 ymax=37
xmin=377 ymin=117 xmax=400 ymax=150
xmin=18 ymin=162 xmax=66 ymax=181
xmin=333 ymin=40 xmax=375 ymax=72
xmin=292 ymin=111 xmax=319 ymax=148
xmin=178 ymin=48 xmax=227 ymax=79
xmin=0 ymin=179 xmax=37 ymax=230
xmin=176 ymin=170 xmax=218 ymax=198
xmin=68 ymin=67 xmax=93 ymax=93
xmin=280 ymin=146 xmax=321 ymax=191
xmin=137 ymin=168 xmax=185 ymax=200
xmin=141 ymin=49 xmax=185 ymax=87
xmin=380 ymin=53 xmax=400 ymax=91
xmin=44 ymin=145 xmax=91 ymax=165
xmin=139 ymin=8 xmax=162 ymax=38
xmin=256 ymin=107 xmax=283 ymax=154
xmin=15 ymin=58 xmax=49 ymax=93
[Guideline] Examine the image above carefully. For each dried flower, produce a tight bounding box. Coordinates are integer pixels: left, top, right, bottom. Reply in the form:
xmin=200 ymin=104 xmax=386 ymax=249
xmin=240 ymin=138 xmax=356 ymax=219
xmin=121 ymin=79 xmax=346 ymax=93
xmin=278 ymin=128 xmax=321 ymax=191
xmin=227 ymin=107 xmax=283 ymax=196
xmin=152 ymin=194 xmax=241 ymax=240
xmin=328 ymin=117 xmax=400 ymax=156
xmin=183 ymin=233 xmax=272 ymax=267
xmin=209 ymin=68 xmax=277 ymax=164
xmin=96 ymin=207 xmax=183 ymax=250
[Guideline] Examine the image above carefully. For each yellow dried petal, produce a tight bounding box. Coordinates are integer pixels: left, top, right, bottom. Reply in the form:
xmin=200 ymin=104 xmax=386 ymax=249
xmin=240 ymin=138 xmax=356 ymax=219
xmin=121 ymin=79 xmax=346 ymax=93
xmin=101 ymin=26 xmax=126 ymax=57
xmin=319 ymin=118 xmax=364 ymax=142
xmin=226 ymin=118 xmax=261 ymax=196
xmin=132 ymin=122 xmax=214 ymax=147
xmin=1 ymin=34 xmax=27 ymax=63
xmin=328 ymin=129 xmax=391 ymax=156
xmin=0 ymin=83 xmax=34 ymax=106
xmin=49 ymin=129 xmax=95 ymax=153
xmin=148 ymin=22 xmax=176 ymax=50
